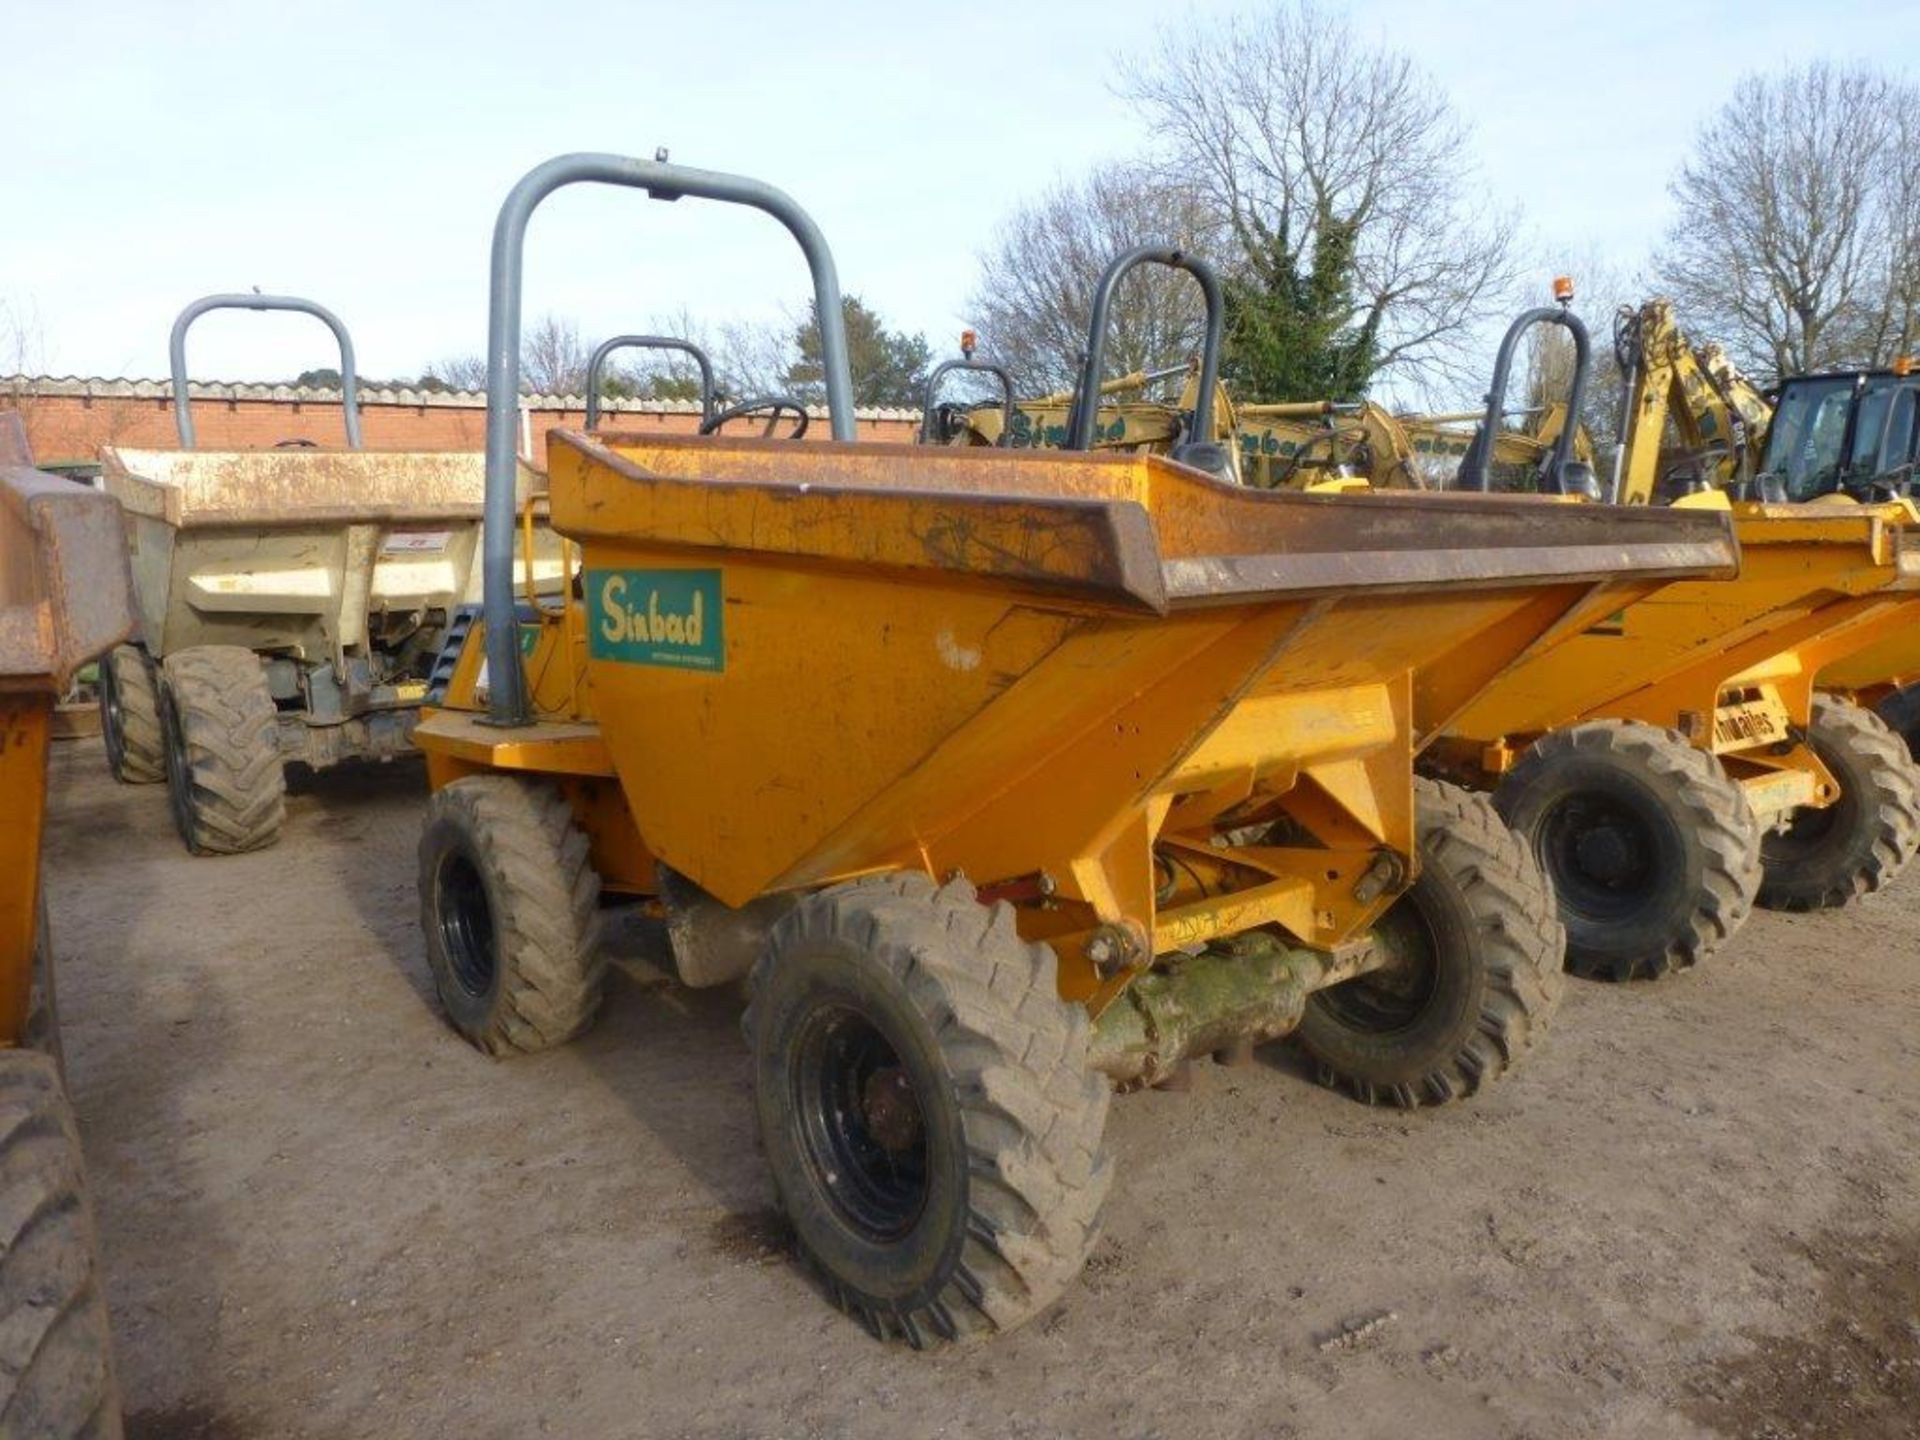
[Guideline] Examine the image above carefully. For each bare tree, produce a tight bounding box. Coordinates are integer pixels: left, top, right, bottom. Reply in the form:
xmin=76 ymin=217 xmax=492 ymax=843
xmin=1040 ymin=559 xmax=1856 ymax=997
xmin=0 ymin=298 xmax=47 ymax=444
xmin=424 ymin=303 xmax=875 ymax=408
xmin=1656 ymin=63 xmax=1897 ymax=381
xmin=425 ymin=313 xmax=602 ymax=395
xmin=1863 ymin=84 xmax=1920 ymax=363
xmin=519 ymin=314 xmax=590 ymax=395
xmin=422 ymin=352 xmax=488 ymax=391
xmin=968 ymin=165 xmax=1213 ymax=392
xmin=640 ymin=307 xmax=812 ymax=401
xmin=1120 ymin=1 xmax=1515 ymax=395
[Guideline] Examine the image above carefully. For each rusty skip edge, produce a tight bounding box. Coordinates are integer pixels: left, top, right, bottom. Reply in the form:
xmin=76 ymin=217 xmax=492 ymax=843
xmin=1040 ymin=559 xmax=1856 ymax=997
xmin=1160 ymin=538 xmax=1740 ymax=604
xmin=0 ymin=465 xmax=135 ymax=690
xmin=559 ymin=436 xmax=1740 ymax=613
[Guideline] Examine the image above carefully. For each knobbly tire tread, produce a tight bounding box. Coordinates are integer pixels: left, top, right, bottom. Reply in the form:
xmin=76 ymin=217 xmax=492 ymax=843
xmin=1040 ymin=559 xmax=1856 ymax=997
xmin=419 ymin=776 xmax=604 ymax=1056
xmin=99 ymin=646 xmax=162 ymax=785
xmin=159 ymin=646 xmax=286 ymax=855
xmin=745 ymin=873 xmax=1112 ymax=1346
xmin=1495 ymin=720 xmax=1761 ymax=981
xmin=1758 ymin=693 xmax=1920 ymax=912
xmin=0 ymin=1050 xmax=121 ymax=1439
xmin=1298 ymin=778 xmax=1564 ymax=1109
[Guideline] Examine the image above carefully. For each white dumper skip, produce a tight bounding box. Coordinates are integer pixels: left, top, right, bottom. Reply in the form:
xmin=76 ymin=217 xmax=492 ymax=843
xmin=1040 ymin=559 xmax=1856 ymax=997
xmin=97 ymin=445 xmax=560 ymax=854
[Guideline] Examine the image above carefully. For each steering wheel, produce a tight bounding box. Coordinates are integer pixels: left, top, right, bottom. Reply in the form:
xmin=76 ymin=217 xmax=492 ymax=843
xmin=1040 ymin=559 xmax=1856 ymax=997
xmin=698 ymin=396 xmax=810 ymax=440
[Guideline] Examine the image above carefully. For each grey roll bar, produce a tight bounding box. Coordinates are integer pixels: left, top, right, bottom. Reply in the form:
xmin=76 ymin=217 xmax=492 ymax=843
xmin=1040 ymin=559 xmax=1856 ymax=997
xmin=1456 ymin=306 xmax=1592 ymax=495
xmin=169 ymin=294 xmax=361 ymax=449
xmin=481 ymin=152 xmax=854 ymax=726
xmin=1064 ymin=246 xmax=1224 ymax=454
xmin=919 ymin=356 xmax=1015 ymax=445
xmin=584 ymin=335 xmax=717 ymax=429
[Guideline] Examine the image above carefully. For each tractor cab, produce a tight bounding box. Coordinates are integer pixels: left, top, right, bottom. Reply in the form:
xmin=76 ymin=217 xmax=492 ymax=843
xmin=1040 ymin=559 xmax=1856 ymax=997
xmin=1761 ymin=367 xmax=1920 ymax=502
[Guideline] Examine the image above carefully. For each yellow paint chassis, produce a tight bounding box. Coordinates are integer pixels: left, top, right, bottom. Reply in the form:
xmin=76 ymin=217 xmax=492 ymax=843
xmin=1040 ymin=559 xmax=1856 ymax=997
xmin=1433 ymin=500 xmax=1920 ymax=826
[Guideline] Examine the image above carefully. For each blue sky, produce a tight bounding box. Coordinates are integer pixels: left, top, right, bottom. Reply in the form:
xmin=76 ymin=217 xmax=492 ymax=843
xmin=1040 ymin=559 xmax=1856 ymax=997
xmin=7 ymin=0 xmax=1916 ymax=389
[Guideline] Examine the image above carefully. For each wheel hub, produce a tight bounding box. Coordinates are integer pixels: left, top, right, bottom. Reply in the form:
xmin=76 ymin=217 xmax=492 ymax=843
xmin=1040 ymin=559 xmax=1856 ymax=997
xmin=1573 ymin=824 xmax=1639 ymax=885
xmin=861 ymin=1066 xmax=922 ymax=1154
xmin=794 ymin=1006 xmax=930 ymax=1243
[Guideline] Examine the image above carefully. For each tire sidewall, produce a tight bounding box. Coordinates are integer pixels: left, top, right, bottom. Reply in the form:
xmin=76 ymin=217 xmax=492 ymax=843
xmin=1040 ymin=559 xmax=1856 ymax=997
xmin=1300 ymin=836 xmax=1486 ymax=1084
xmin=98 ymin=649 xmax=127 ymax=776
xmin=1500 ymin=752 xmax=1697 ymax=962
xmin=752 ymin=936 xmax=970 ymax=1313
xmin=419 ymin=807 xmax=508 ymax=1035
xmin=1766 ymin=711 xmax=1875 ymax=889
xmin=157 ymin=678 xmax=201 ymax=852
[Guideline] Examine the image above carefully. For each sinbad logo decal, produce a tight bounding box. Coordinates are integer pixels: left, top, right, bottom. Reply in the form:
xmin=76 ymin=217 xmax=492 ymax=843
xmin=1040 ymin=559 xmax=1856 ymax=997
xmin=586 ymin=568 xmax=724 ymax=671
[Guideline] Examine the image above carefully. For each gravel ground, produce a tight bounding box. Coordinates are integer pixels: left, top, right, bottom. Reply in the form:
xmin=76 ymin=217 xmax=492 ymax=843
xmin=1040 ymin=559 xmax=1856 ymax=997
xmin=39 ymin=740 xmax=1920 ymax=1440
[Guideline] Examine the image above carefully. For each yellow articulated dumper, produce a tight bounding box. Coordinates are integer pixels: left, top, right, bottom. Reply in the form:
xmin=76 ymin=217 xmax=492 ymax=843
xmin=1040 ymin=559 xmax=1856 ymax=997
xmin=1025 ymin=278 xmax=1920 ymax=980
xmin=409 ymin=158 xmax=1736 ymax=1346
xmin=1608 ymin=304 xmax=1920 ymax=773
xmin=0 ymin=414 xmax=127 ymax=1434
xmin=1440 ymin=302 xmax=1920 ymax=977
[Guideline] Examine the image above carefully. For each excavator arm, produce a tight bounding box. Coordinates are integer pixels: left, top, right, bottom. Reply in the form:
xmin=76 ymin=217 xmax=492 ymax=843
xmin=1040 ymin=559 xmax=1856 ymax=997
xmin=1613 ymin=299 xmax=1772 ymax=504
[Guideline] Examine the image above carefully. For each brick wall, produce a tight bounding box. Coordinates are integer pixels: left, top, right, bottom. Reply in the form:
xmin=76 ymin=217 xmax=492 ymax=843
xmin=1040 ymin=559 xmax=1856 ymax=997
xmin=2 ymin=381 xmax=920 ymax=466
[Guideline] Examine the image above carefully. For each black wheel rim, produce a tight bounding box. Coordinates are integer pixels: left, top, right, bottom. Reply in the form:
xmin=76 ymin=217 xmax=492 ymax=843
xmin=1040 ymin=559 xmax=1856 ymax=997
xmin=434 ymin=850 xmax=497 ymax=998
xmin=1325 ymin=897 xmax=1440 ymax=1034
xmin=791 ymin=1002 xmax=929 ymax=1243
xmin=1536 ymin=792 xmax=1660 ymax=922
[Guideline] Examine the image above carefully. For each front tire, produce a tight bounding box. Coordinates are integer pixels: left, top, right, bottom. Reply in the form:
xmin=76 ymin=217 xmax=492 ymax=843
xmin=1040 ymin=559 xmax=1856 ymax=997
xmin=1758 ymin=693 xmax=1920 ymax=911
xmin=745 ymin=873 xmax=1112 ymax=1346
xmin=418 ymin=776 xmax=604 ymax=1055
xmin=1297 ymin=778 xmax=1563 ymax=1107
xmin=1494 ymin=720 xmax=1760 ymax=980
xmin=159 ymin=646 xmax=286 ymax=855
xmin=0 ymin=1050 xmax=121 ymax=1439
xmin=98 ymin=646 xmax=163 ymax=785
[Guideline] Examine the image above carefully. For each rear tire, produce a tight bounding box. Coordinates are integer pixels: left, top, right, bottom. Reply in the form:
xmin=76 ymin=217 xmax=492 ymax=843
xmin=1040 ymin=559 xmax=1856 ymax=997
xmin=1758 ymin=693 xmax=1920 ymax=911
xmin=1494 ymin=720 xmax=1760 ymax=981
xmin=1871 ymin=681 xmax=1920 ymax=761
xmin=0 ymin=1050 xmax=121 ymax=1439
xmin=745 ymin=873 xmax=1112 ymax=1346
xmin=1297 ymin=778 xmax=1563 ymax=1107
xmin=158 ymin=646 xmax=286 ymax=855
xmin=98 ymin=646 xmax=162 ymax=785
xmin=418 ymin=776 xmax=604 ymax=1055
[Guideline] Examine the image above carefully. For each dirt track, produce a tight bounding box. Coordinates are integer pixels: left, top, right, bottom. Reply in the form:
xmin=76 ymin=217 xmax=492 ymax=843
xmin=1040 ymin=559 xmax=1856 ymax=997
xmin=40 ymin=739 xmax=1920 ymax=1440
